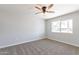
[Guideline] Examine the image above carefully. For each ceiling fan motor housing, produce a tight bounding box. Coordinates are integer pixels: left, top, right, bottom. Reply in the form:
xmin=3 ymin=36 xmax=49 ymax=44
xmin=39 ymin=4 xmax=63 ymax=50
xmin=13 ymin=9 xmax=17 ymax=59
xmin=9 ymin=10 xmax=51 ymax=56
xmin=42 ymin=6 xmax=47 ymax=13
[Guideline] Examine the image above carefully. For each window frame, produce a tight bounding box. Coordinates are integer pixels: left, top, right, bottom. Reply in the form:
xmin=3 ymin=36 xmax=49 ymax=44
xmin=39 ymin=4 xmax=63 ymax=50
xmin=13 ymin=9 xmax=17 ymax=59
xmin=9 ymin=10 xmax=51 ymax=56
xmin=51 ymin=19 xmax=73 ymax=33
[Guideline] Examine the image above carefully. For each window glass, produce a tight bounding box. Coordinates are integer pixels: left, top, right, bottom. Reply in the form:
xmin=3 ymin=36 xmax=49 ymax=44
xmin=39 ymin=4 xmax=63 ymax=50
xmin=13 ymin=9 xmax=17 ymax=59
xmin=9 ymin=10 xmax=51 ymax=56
xmin=51 ymin=21 xmax=60 ymax=32
xmin=51 ymin=19 xmax=72 ymax=33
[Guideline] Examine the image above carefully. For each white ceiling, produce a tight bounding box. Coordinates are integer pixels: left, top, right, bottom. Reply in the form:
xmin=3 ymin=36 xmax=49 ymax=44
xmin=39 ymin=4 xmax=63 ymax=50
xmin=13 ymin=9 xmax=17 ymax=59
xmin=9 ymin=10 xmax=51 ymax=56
xmin=0 ymin=4 xmax=79 ymax=19
xmin=37 ymin=4 xmax=79 ymax=19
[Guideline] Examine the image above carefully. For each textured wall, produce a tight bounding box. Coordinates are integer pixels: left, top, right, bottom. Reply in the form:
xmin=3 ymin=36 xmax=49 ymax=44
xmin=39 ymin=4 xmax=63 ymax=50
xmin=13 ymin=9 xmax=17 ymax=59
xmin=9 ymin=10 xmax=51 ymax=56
xmin=0 ymin=5 xmax=45 ymax=48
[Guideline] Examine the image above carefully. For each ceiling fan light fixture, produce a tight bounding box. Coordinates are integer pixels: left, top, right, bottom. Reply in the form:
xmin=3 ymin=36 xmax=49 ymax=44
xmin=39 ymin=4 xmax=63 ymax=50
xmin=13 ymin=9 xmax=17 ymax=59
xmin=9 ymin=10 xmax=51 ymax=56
xmin=35 ymin=4 xmax=55 ymax=14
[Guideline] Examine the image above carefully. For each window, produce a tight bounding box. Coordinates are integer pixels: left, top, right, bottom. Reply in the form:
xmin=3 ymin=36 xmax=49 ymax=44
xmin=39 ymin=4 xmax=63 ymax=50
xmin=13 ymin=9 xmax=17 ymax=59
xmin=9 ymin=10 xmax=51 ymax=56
xmin=51 ymin=19 xmax=73 ymax=33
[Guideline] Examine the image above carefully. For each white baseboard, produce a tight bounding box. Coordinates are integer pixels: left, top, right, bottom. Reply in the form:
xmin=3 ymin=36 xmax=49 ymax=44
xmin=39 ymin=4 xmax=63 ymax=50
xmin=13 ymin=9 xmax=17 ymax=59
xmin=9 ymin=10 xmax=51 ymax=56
xmin=1 ymin=35 xmax=79 ymax=49
xmin=47 ymin=37 xmax=79 ymax=47
xmin=0 ymin=36 xmax=45 ymax=49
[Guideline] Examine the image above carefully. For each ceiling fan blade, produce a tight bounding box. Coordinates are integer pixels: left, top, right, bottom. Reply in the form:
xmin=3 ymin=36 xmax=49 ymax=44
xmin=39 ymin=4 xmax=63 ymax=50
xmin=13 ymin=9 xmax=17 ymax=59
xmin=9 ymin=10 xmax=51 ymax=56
xmin=48 ymin=4 xmax=54 ymax=9
xmin=35 ymin=12 xmax=42 ymax=14
xmin=46 ymin=11 xmax=55 ymax=13
xmin=35 ymin=6 xmax=41 ymax=11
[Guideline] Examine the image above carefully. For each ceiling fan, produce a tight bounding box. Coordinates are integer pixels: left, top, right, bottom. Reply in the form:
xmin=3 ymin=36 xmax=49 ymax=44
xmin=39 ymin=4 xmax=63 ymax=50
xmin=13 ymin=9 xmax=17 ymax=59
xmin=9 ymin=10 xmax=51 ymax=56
xmin=35 ymin=4 xmax=55 ymax=14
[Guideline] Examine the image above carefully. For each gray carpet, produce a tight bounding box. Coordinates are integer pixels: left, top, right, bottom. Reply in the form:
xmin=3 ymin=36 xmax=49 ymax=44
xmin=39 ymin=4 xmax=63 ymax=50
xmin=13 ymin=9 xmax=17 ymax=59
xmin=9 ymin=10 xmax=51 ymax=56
xmin=0 ymin=39 xmax=79 ymax=55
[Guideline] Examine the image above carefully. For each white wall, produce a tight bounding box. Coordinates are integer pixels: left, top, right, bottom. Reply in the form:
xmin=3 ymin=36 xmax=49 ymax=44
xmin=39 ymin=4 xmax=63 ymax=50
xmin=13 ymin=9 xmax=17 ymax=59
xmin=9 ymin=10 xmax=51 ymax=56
xmin=0 ymin=5 xmax=45 ymax=48
xmin=46 ymin=11 xmax=79 ymax=47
